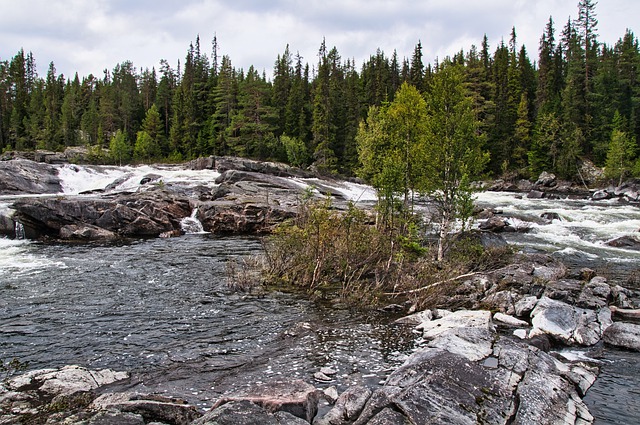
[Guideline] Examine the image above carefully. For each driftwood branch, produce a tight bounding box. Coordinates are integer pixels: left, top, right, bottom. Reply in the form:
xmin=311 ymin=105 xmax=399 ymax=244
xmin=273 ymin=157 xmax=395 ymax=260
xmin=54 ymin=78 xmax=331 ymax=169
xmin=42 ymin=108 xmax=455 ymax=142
xmin=384 ymin=271 xmax=483 ymax=296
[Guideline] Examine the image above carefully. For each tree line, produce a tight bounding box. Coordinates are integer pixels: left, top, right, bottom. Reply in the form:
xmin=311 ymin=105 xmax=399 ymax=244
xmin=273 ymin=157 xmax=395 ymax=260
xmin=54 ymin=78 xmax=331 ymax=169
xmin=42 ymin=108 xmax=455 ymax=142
xmin=0 ymin=0 xmax=638 ymax=181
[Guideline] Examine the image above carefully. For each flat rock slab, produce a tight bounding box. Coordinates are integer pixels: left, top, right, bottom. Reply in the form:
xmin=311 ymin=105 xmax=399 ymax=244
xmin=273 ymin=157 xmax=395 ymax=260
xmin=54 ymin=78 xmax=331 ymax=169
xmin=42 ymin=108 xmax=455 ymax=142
xmin=194 ymin=400 xmax=308 ymax=425
xmin=416 ymin=310 xmax=495 ymax=361
xmin=210 ymin=380 xmax=320 ymax=423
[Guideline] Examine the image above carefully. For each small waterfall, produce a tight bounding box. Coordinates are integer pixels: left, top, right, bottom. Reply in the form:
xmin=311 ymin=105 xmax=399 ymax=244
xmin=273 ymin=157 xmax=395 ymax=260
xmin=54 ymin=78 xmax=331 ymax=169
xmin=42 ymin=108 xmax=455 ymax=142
xmin=180 ymin=208 xmax=206 ymax=234
xmin=14 ymin=221 xmax=26 ymax=240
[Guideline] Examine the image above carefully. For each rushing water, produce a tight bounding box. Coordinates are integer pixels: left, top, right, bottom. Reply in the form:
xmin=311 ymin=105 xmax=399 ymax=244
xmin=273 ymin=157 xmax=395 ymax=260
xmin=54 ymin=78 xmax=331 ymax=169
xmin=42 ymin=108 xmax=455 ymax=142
xmin=0 ymin=235 xmax=414 ymax=410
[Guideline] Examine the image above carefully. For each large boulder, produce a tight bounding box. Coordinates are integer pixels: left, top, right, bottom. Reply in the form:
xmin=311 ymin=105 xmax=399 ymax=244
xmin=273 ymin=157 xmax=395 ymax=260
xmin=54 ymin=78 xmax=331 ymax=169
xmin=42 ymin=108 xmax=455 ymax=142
xmin=602 ymin=322 xmax=640 ymax=351
xmin=12 ymin=190 xmax=192 ymax=240
xmin=0 ymin=158 xmax=62 ymax=195
xmin=529 ymin=296 xmax=612 ymax=346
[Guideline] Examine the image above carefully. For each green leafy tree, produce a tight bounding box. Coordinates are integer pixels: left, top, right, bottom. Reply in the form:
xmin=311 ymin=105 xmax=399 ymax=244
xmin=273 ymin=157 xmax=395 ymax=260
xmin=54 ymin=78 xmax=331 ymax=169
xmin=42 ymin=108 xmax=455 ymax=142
xmin=422 ymin=64 xmax=489 ymax=260
xmin=133 ymin=130 xmax=157 ymax=161
xmin=109 ymin=129 xmax=130 ymax=165
xmin=281 ymin=134 xmax=309 ymax=167
xmin=605 ymin=111 xmax=637 ymax=183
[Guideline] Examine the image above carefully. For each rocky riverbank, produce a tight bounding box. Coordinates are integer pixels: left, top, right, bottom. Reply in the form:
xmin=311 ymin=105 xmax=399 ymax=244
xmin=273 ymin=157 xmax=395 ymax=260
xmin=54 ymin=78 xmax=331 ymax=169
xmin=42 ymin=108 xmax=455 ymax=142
xmin=3 ymin=252 xmax=640 ymax=424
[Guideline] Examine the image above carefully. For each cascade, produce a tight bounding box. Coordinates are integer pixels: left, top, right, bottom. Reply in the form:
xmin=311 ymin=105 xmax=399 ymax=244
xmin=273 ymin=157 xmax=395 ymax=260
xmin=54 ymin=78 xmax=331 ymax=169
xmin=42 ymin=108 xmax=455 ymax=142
xmin=180 ymin=208 xmax=206 ymax=234
xmin=14 ymin=221 xmax=26 ymax=240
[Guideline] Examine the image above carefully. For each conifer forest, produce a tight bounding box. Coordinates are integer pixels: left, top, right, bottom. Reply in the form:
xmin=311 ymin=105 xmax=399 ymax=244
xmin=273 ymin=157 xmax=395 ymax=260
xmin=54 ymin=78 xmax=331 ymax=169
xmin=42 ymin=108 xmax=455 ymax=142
xmin=1 ymin=0 xmax=638 ymax=181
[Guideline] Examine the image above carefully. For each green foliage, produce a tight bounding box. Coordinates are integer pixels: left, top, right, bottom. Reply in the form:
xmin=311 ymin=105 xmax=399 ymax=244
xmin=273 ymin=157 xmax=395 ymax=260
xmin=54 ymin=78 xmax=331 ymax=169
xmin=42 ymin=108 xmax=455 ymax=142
xmin=133 ymin=130 xmax=158 ymax=161
xmin=605 ymin=124 xmax=638 ymax=183
xmin=281 ymin=134 xmax=309 ymax=167
xmin=108 ymin=129 xmax=130 ymax=165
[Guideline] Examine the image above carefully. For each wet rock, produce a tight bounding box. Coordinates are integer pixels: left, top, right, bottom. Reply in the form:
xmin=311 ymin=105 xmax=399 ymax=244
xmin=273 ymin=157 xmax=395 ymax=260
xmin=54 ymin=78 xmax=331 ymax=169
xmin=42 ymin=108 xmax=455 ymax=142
xmin=527 ymin=190 xmax=546 ymax=199
xmin=393 ymin=310 xmax=433 ymax=325
xmin=529 ymin=296 xmax=612 ymax=346
xmin=90 ymin=392 xmax=200 ymax=425
xmin=13 ymin=190 xmax=192 ymax=240
xmin=210 ymin=380 xmax=320 ymax=423
xmin=606 ymin=235 xmax=640 ymax=250
xmin=194 ymin=400 xmax=308 ymax=425
xmin=540 ymin=212 xmax=562 ymax=222
xmin=0 ymin=158 xmax=62 ymax=195
xmin=602 ymin=322 xmax=640 ymax=351
xmin=59 ymin=224 xmax=118 ymax=241
xmin=479 ymin=216 xmax=509 ymax=232
xmin=314 ymin=386 xmax=371 ymax=425
xmin=591 ymin=189 xmax=611 ymax=201
xmin=80 ymin=410 xmax=146 ymax=425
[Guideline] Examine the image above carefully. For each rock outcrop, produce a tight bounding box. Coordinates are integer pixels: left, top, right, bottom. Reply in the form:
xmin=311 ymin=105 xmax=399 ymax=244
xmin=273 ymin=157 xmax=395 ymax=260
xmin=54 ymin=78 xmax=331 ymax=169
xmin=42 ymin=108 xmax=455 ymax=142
xmin=0 ymin=158 xmax=62 ymax=194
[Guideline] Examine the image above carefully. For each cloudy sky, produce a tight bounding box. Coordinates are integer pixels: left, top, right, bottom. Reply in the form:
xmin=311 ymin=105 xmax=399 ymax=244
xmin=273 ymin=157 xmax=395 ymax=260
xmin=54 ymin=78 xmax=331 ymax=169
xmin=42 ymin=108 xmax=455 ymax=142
xmin=1 ymin=0 xmax=638 ymax=80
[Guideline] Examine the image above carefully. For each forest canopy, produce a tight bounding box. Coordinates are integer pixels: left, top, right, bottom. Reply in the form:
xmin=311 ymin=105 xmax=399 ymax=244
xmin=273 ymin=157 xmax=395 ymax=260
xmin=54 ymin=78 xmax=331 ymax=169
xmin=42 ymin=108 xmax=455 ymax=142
xmin=1 ymin=0 xmax=638 ymax=181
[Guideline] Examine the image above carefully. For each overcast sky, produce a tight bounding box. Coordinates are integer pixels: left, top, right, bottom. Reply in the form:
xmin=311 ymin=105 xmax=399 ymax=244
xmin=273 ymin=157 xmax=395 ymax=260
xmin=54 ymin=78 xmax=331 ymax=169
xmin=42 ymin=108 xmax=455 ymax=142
xmin=1 ymin=0 xmax=638 ymax=80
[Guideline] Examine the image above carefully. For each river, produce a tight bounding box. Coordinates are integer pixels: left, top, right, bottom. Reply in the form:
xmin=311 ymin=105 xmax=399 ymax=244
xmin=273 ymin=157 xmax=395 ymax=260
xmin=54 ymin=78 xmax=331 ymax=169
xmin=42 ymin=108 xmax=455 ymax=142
xmin=1 ymin=165 xmax=640 ymax=422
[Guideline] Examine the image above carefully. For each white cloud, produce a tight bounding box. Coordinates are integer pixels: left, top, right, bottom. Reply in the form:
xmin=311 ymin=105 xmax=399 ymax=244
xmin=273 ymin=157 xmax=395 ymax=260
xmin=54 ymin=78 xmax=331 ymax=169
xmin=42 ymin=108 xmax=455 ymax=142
xmin=0 ymin=0 xmax=638 ymax=80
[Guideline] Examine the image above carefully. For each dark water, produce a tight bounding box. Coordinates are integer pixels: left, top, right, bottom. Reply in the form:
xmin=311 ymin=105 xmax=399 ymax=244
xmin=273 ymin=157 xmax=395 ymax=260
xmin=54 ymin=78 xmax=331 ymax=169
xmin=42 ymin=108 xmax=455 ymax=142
xmin=0 ymin=236 xmax=414 ymax=409
xmin=584 ymin=349 xmax=640 ymax=424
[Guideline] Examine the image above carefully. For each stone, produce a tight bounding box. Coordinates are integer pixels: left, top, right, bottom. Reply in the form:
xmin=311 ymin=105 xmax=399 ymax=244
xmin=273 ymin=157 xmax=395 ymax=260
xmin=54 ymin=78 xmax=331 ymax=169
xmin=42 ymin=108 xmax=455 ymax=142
xmin=194 ymin=400 xmax=308 ymax=425
xmin=0 ymin=158 xmax=62 ymax=195
xmin=527 ymin=190 xmax=546 ymax=199
xmin=90 ymin=393 xmax=200 ymax=425
xmin=479 ymin=216 xmax=509 ymax=232
xmin=59 ymin=224 xmax=118 ymax=241
xmin=6 ymin=365 xmax=127 ymax=397
xmin=529 ymin=297 xmax=612 ymax=346
xmin=515 ymin=296 xmax=539 ymax=317
xmin=210 ymin=380 xmax=320 ymax=423
xmin=393 ymin=310 xmax=433 ymax=325
xmin=493 ymin=312 xmax=529 ymax=327
xmin=591 ymin=189 xmax=611 ymax=201
xmin=540 ymin=212 xmax=562 ymax=222
xmin=314 ymin=386 xmax=371 ymax=425
xmin=416 ymin=310 xmax=494 ymax=361
xmin=603 ymin=322 xmax=640 ymax=351
xmin=536 ymin=171 xmax=557 ymax=187
xmin=606 ymin=235 xmax=640 ymax=250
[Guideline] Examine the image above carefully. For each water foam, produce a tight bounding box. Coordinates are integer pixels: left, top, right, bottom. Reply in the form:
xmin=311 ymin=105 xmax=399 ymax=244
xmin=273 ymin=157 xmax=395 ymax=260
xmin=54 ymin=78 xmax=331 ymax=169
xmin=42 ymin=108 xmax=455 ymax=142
xmin=0 ymin=238 xmax=66 ymax=276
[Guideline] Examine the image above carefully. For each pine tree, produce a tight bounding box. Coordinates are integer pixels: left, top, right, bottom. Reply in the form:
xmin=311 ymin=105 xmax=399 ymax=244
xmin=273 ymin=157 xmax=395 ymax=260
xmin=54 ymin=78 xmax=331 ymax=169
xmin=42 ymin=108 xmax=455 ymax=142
xmin=605 ymin=111 xmax=637 ymax=183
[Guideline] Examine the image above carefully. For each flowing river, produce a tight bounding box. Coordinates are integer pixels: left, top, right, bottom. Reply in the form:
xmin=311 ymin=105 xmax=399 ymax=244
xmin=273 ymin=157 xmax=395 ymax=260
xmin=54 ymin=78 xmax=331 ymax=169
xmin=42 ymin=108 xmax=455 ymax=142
xmin=1 ymin=165 xmax=640 ymax=422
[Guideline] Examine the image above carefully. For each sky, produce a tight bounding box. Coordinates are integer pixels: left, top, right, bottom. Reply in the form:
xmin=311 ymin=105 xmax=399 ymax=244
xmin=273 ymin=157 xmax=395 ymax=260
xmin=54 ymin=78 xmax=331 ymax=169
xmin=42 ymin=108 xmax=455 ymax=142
xmin=1 ymin=0 xmax=638 ymax=80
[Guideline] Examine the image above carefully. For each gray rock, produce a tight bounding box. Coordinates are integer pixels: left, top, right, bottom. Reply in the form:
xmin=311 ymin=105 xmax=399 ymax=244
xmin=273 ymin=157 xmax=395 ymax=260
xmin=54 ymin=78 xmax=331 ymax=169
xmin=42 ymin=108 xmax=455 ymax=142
xmin=416 ymin=310 xmax=494 ymax=361
xmin=493 ymin=312 xmax=529 ymax=327
xmin=591 ymin=189 xmax=611 ymax=201
xmin=536 ymin=171 xmax=557 ymax=187
xmin=603 ymin=322 xmax=640 ymax=351
xmin=60 ymin=224 xmax=118 ymax=241
xmin=606 ymin=235 xmax=640 ymax=250
xmin=0 ymin=158 xmax=62 ymax=194
xmin=515 ymin=296 xmax=539 ymax=317
xmin=90 ymin=393 xmax=200 ymax=425
xmin=527 ymin=190 xmax=546 ymax=199
xmin=194 ymin=400 xmax=308 ymax=425
xmin=210 ymin=380 xmax=320 ymax=423
xmin=6 ymin=365 xmax=128 ymax=397
xmin=314 ymin=386 xmax=371 ymax=425
xmin=530 ymin=297 xmax=612 ymax=346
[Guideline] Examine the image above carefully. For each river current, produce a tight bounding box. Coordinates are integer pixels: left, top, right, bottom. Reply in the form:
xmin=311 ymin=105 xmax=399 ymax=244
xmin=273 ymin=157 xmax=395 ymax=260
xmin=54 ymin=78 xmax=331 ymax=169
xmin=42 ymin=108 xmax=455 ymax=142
xmin=1 ymin=164 xmax=640 ymax=421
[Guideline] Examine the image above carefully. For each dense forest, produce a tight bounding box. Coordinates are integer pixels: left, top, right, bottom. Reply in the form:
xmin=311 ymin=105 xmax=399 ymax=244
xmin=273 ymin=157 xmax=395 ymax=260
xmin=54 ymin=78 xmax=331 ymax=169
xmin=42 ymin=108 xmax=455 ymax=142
xmin=0 ymin=0 xmax=639 ymax=181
